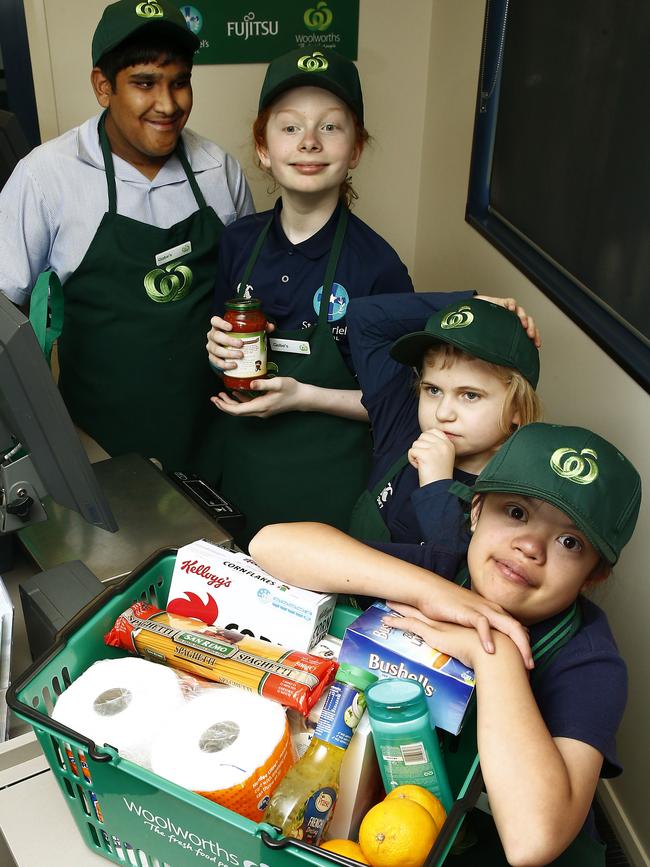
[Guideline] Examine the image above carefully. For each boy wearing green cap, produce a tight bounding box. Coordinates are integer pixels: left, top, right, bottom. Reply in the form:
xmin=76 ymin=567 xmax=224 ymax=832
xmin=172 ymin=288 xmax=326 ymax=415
xmin=250 ymin=422 xmax=641 ymax=865
xmin=0 ymin=0 xmax=253 ymax=476
xmin=206 ymin=49 xmax=413 ymax=549
xmin=346 ymin=294 xmax=542 ymax=557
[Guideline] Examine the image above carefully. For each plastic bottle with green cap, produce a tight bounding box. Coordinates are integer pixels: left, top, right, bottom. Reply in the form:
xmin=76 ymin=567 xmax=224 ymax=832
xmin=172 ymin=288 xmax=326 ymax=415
xmin=263 ymin=663 xmax=378 ymax=844
xmin=365 ymin=678 xmax=454 ymax=811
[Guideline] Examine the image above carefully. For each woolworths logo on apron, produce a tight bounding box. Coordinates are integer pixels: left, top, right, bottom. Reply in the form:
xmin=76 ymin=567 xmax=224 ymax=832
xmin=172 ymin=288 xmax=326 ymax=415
xmin=144 ymin=261 xmax=193 ymax=303
xmin=136 ymin=2 xmax=164 ymax=18
xmin=550 ymin=447 xmax=599 ymax=485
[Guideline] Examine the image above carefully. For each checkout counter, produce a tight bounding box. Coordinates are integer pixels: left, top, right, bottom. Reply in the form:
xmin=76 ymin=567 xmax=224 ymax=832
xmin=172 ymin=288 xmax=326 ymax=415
xmin=0 ymin=439 xmax=238 ymax=865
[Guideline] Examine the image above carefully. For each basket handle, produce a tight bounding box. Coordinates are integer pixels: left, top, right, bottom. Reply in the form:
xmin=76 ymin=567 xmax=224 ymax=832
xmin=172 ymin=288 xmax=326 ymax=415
xmin=258 ymin=824 xmax=364 ymax=865
xmin=424 ymin=760 xmax=485 ymax=865
xmin=6 ymin=547 xmax=178 ymax=722
xmin=6 ymin=548 xmax=181 ymax=762
xmin=258 ymin=763 xmax=485 ymax=867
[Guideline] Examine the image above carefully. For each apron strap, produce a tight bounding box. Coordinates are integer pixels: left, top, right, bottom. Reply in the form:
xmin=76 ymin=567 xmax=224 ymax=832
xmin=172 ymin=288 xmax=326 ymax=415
xmin=449 ymin=479 xmax=473 ymax=502
xmin=98 ymin=110 xmax=206 ymax=214
xmin=176 ymin=137 xmax=208 ymax=209
xmin=98 ymin=111 xmax=117 ymax=214
xmin=531 ymin=600 xmax=582 ymax=675
xmin=238 ymin=217 xmax=273 ymax=295
xmin=368 ymin=451 xmax=411 ymax=499
xmin=29 ymin=270 xmax=64 ymax=367
xmin=317 ymin=205 xmax=348 ymax=325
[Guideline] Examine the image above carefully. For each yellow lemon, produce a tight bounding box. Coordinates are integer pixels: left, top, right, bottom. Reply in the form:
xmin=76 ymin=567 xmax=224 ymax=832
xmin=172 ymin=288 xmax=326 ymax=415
xmin=320 ymin=839 xmax=370 ymax=863
xmin=358 ymin=798 xmax=438 ymax=867
xmin=385 ymin=784 xmax=447 ymax=833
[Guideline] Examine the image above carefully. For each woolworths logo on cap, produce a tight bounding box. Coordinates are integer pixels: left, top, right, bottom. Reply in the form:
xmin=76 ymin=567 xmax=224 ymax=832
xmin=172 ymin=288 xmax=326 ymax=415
xmin=441 ymin=305 xmax=474 ymax=329
xmin=297 ymin=50 xmax=329 ymax=72
xmin=304 ymin=2 xmax=333 ymax=31
xmin=136 ymin=1 xmax=164 ymax=18
xmin=144 ymin=261 xmax=193 ymax=303
xmin=550 ymin=447 xmax=599 ymax=485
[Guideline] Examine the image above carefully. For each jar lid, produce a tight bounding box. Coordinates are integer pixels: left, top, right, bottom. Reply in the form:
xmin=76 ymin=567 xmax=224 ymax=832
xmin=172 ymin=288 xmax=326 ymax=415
xmin=335 ymin=663 xmax=378 ymax=692
xmin=225 ymin=297 xmax=262 ymax=310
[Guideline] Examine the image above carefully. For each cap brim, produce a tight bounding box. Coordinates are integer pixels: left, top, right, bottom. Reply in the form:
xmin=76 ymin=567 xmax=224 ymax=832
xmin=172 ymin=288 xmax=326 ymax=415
xmin=474 ymin=478 xmax=617 ymax=563
xmin=389 ymin=332 xmax=445 ymax=367
xmin=93 ymin=20 xmax=199 ymax=66
xmin=390 ymin=327 xmax=539 ymax=388
xmin=260 ymin=75 xmax=360 ymax=120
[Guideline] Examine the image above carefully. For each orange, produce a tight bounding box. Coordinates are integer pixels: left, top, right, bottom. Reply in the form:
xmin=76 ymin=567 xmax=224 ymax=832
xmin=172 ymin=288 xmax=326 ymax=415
xmin=358 ymin=798 xmax=438 ymax=867
xmin=385 ymin=784 xmax=447 ymax=833
xmin=320 ymin=839 xmax=370 ymax=863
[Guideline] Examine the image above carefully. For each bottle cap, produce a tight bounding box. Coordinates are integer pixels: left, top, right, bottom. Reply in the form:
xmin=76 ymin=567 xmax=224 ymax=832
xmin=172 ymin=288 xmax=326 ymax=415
xmin=334 ymin=663 xmax=378 ymax=692
xmin=365 ymin=678 xmax=430 ymax=723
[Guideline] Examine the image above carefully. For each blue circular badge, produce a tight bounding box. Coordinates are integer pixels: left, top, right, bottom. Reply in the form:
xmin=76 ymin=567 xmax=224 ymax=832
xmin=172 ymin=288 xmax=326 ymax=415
xmin=180 ymin=5 xmax=203 ymax=34
xmin=313 ymin=283 xmax=349 ymax=322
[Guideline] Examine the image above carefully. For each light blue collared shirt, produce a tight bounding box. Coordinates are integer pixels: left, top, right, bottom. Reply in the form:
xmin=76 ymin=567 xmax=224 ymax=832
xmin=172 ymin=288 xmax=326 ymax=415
xmin=0 ymin=114 xmax=254 ymax=305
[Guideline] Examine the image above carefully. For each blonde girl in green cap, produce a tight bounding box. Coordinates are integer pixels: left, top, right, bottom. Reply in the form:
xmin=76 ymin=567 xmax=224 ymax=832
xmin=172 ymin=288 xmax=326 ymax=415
xmin=344 ymin=294 xmax=542 ymax=565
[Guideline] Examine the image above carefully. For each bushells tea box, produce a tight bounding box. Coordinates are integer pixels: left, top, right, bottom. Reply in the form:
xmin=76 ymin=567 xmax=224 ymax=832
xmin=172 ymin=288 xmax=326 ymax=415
xmin=338 ymin=603 xmax=475 ymax=735
xmin=168 ymin=539 xmax=336 ymax=652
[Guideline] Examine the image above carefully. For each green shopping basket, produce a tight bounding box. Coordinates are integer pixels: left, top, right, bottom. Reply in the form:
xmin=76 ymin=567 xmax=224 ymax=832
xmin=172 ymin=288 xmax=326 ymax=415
xmin=7 ymin=548 xmax=482 ymax=867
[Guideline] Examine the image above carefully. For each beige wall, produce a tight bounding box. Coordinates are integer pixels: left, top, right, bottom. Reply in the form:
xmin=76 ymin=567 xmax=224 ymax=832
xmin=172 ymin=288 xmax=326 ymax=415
xmin=23 ymin=1 xmax=649 ymax=862
xmin=417 ymin=3 xmax=650 ymax=864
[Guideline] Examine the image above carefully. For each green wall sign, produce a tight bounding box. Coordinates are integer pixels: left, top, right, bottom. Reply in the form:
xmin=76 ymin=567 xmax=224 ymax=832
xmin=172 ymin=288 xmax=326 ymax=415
xmin=177 ymin=1 xmax=359 ymax=64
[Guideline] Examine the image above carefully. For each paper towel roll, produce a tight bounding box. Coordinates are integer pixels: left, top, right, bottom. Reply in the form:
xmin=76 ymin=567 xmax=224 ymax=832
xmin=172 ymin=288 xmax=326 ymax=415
xmin=150 ymin=686 xmax=294 ymax=820
xmin=52 ymin=657 xmax=185 ymax=768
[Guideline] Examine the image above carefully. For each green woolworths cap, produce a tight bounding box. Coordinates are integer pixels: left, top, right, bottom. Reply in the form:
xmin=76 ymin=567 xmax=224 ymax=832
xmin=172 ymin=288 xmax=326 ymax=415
xmin=92 ymin=0 xmax=199 ymax=66
xmin=471 ymin=423 xmax=642 ymax=564
xmin=258 ymin=49 xmax=364 ymax=124
xmin=390 ymin=298 xmax=540 ymax=388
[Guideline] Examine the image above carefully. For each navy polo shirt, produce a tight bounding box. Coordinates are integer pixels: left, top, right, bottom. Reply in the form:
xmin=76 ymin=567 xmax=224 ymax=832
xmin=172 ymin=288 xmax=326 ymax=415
xmin=213 ymin=199 xmax=414 ymax=371
xmin=347 ymin=291 xmax=475 ymax=546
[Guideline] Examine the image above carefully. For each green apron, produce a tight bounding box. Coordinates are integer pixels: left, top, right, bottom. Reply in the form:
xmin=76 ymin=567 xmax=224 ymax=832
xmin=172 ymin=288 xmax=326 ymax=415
xmin=348 ymin=451 xmax=409 ymax=541
xmin=217 ymin=206 xmax=372 ymax=549
xmin=51 ymin=112 xmax=224 ymax=475
xmin=446 ymin=593 xmax=606 ymax=866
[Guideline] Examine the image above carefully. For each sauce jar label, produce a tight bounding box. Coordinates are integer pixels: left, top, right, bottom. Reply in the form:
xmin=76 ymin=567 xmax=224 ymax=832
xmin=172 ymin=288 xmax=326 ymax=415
xmin=229 ymin=331 xmax=267 ymax=378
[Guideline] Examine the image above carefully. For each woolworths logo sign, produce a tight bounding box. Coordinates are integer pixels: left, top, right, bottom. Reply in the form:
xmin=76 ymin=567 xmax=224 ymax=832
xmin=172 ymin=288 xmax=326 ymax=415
xmin=122 ymin=798 xmax=271 ymax=865
xmin=304 ymin=2 xmax=333 ymax=31
xmin=191 ymin=0 xmax=358 ymax=66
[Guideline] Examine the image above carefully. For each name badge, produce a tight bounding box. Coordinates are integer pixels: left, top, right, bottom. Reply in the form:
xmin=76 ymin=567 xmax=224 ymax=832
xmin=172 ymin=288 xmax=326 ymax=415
xmin=155 ymin=241 xmax=192 ymax=266
xmin=269 ymin=337 xmax=311 ymax=355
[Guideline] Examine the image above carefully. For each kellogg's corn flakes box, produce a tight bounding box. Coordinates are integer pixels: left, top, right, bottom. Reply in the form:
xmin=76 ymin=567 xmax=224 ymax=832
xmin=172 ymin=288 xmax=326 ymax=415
xmin=168 ymin=539 xmax=336 ymax=652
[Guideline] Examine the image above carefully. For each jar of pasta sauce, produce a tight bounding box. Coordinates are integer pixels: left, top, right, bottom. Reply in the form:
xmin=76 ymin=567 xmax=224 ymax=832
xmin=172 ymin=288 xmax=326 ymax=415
xmin=222 ymin=297 xmax=268 ymax=391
